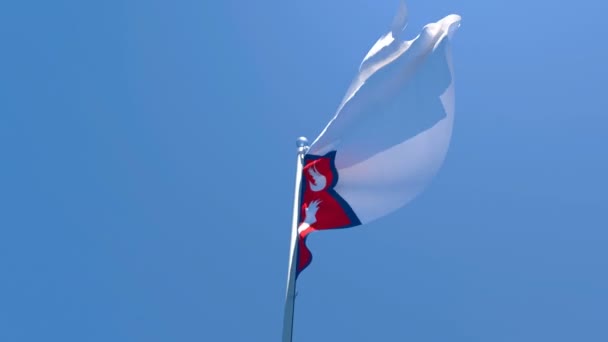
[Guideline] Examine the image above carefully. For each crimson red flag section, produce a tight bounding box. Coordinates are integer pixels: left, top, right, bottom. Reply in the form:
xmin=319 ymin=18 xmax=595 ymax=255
xmin=296 ymin=152 xmax=361 ymax=275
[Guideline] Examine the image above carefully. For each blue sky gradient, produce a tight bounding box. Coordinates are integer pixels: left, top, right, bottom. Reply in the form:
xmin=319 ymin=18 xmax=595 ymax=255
xmin=1 ymin=0 xmax=607 ymax=341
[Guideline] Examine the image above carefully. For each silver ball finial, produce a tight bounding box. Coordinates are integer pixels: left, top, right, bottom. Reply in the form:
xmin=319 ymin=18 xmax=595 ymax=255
xmin=296 ymin=136 xmax=309 ymax=147
xmin=296 ymin=136 xmax=309 ymax=154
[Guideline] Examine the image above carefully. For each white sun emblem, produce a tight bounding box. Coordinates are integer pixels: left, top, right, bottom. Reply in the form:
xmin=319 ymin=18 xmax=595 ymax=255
xmin=298 ymin=199 xmax=321 ymax=233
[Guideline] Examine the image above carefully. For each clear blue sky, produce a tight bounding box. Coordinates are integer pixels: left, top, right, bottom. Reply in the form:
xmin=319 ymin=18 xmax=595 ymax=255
xmin=1 ymin=0 xmax=607 ymax=341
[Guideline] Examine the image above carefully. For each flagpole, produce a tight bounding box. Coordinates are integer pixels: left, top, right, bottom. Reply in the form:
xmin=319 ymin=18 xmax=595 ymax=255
xmin=282 ymin=136 xmax=309 ymax=342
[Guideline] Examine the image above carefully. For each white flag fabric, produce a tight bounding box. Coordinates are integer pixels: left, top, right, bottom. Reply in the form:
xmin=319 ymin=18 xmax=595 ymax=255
xmin=296 ymin=2 xmax=461 ymax=275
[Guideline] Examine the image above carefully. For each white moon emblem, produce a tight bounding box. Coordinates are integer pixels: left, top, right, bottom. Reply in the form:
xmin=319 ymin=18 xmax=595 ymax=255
xmin=308 ymin=165 xmax=327 ymax=192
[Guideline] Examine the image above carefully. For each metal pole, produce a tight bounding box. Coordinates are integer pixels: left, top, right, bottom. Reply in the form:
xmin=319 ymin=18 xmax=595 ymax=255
xmin=281 ymin=137 xmax=309 ymax=342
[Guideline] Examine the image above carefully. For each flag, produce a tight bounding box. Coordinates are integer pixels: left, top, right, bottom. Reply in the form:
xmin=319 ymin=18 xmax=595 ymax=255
xmin=296 ymin=3 xmax=461 ymax=276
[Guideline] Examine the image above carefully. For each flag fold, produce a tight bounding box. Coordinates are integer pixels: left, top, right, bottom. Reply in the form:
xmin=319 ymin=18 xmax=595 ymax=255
xmin=296 ymin=2 xmax=461 ymax=276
